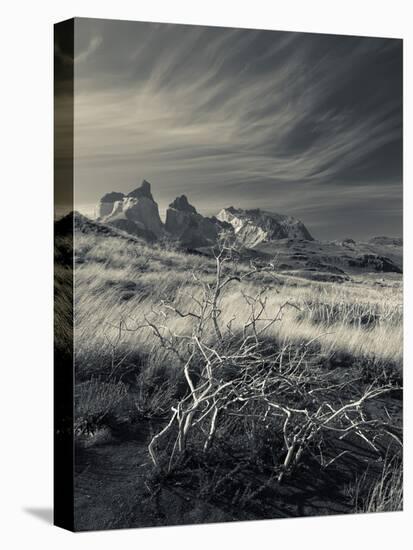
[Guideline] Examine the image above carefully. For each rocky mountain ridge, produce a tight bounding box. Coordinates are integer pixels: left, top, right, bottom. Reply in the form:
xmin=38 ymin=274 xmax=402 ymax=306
xmin=217 ymin=206 xmax=313 ymax=247
xmin=165 ymin=195 xmax=230 ymax=248
xmin=96 ymin=179 xmax=314 ymax=249
xmin=89 ymin=179 xmax=402 ymax=278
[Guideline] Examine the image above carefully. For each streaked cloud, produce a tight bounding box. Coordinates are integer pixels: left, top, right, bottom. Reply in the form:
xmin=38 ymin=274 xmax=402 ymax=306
xmin=73 ymin=19 xmax=402 ymax=239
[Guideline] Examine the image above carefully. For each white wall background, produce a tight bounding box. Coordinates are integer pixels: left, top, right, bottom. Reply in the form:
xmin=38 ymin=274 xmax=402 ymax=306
xmin=0 ymin=1 xmax=411 ymax=548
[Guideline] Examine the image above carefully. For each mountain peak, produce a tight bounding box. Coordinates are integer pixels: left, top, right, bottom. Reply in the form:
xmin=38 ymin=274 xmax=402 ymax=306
xmin=127 ymin=179 xmax=154 ymax=201
xmin=96 ymin=179 xmax=163 ymax=237
xmin=100 ymin=191 xmax=125 ymax=203
xmin=169 ymin=195 xmax=197 ymax=214
xmin=217 ymin=206 xmax=313 ymax=247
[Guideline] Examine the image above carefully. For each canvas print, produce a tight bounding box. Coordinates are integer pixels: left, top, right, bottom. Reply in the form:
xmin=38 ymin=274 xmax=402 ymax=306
xmin=54 ymin=18 xmax=403 ymax=531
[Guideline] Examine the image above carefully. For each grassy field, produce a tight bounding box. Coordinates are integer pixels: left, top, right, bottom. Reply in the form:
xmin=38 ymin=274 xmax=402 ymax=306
xmin=61 ymin=228 xmax=403 ymax=528
xmin=73 ymin=232 xmax=402 ymax=379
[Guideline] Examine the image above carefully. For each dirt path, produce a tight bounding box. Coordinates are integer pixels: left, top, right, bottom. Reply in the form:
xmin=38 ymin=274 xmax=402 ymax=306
xmin=73 ymin=415 xmax=398 ymax=531
xmin=74 ymin=421 xmax=234 ymax=530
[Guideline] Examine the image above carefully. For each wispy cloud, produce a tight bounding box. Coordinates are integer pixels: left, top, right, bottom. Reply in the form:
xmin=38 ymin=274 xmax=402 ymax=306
xmin=74 ymin=35 xmax=103 ymax=63
xmin=73 ymin=19 xmax=402 ymax=239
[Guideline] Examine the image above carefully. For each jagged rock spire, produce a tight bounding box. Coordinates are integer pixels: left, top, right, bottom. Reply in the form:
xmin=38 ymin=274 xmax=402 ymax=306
xmin=169 ymin=195 xmax=197 ymax=214
xmin=96 ymin=179 xmax=163 ymax=238
xmin=127 ymin=179 xmax=154 ymax=201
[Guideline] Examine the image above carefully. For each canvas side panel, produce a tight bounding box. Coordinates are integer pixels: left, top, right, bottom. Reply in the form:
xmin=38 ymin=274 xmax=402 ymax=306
xmin=54 ymin=18 xmax=75 ymax=532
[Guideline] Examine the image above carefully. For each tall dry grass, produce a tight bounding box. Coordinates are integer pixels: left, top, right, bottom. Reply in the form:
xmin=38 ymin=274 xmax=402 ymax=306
xmin=348 ymin=454 xmax=403 ymax=513
xmin=73 ymin=232 xmax=403 ymax=382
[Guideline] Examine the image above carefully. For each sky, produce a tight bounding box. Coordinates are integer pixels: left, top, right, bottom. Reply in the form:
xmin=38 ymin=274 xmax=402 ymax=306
xmin=68 ymin=18 xmax=402 ymax=240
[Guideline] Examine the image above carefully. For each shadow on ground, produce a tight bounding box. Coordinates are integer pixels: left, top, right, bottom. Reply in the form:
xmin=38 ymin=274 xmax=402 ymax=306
xmin=24 ymin=507 xmax=53 ymax=524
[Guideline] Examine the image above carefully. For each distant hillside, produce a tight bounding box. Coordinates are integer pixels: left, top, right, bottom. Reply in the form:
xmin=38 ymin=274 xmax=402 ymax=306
xmin=368 ymin=236 xmax=403 ymax=247
xmin=253 ymin=237 xmax=402 ymax=280
xmin=55 ymin=211 xmax=148 ymax=243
